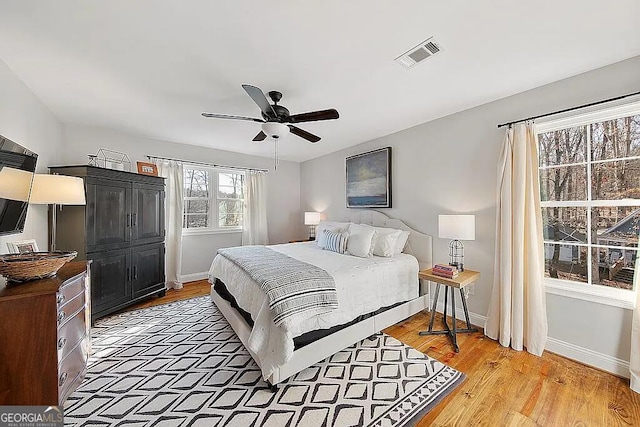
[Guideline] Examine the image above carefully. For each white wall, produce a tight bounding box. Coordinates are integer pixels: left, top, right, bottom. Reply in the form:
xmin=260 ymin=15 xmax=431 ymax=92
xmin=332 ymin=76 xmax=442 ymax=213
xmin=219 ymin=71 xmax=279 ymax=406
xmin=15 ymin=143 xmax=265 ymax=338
xmin=0 ymin=59 xmax=63 ymax=254
xmin=61 ymin=125 xmax=302 ymax=278
xmin=300 ymin=56 xmax=640 ymax=370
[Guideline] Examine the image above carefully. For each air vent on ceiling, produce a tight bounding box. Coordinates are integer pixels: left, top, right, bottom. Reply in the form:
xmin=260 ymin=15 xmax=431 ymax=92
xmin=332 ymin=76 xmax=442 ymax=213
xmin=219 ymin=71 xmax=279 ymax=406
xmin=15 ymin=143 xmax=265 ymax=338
xmin=395 ymin=37 xmax=442 ymax=69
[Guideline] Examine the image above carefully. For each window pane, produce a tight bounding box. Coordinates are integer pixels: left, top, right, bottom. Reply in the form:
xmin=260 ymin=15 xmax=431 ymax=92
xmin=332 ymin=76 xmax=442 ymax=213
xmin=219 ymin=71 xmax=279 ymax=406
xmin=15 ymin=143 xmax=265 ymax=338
xmin=184 ymin=199 xmax=209 ymax=214
xmin=542 ymin=207 xmax=587 ymax=243
xmin=218 ymin=173 xmax=244 ymax=199
xmin=592 ymin=206 xmax=640 ymax=246
xmin=183 ymin=214 xmax=208 ymax=228
xmin=544 ymin=243 xmax=587 ymax=283
xmin=592 ymin=247 xmax=635 ymax=290
xmin=591 ymin=159 xmax=640 ymax=200
xmin=539 ymin=165 xmax=587 ymax=201
xmin=219 ymin=213 xmax=243 ymax=227
xmin=590 ymin=115 xmax=640 ymax=162
xmin=538 ymin=126 xmax=587 ymax=167
xmin=184 ymin=169 xmax=209 ymax=197
xmin=219 ymin=200 xmax=243 ymax=227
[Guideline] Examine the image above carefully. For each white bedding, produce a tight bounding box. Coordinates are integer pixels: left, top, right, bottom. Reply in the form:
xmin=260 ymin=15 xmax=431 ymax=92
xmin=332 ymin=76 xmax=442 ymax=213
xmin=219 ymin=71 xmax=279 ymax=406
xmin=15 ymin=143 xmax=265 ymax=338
xmin=208 ymin=242 xmax=419 ymax=380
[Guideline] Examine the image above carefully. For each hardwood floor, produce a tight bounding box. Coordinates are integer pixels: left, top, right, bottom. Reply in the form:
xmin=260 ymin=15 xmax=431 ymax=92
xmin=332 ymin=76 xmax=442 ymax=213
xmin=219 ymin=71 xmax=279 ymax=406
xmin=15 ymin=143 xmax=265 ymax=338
xmin=126 ymin=280 xmax=640 ymax=426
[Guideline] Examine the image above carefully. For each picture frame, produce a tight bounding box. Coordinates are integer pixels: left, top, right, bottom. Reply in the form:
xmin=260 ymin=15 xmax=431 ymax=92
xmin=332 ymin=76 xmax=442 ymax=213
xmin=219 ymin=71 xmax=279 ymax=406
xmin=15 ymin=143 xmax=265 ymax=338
xmin=7 ymin=239 xmax=39 ymax=254
xmin=136 ymin=161 xmax=158 ymax=176
xmin=346 ymin=147 xmax=392 ymax=208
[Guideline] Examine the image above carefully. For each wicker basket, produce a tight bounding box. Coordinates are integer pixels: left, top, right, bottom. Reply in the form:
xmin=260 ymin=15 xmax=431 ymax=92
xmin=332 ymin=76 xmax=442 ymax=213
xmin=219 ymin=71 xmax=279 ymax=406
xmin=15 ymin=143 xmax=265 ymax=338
xmin=0 ymin=251 xmax=78 ymax=283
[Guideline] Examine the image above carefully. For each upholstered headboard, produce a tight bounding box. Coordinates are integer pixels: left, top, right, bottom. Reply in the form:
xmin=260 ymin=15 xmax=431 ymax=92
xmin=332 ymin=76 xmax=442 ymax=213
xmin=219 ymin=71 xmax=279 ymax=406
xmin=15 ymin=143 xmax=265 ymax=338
xmin=341 ymin=210 xmax=433 ymax=271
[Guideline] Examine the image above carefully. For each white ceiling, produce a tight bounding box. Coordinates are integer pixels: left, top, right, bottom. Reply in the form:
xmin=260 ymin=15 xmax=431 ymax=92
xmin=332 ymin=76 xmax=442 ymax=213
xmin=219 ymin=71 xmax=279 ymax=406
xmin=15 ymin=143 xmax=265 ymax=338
xmin=0 ymin=1 xmax=639 ymax=162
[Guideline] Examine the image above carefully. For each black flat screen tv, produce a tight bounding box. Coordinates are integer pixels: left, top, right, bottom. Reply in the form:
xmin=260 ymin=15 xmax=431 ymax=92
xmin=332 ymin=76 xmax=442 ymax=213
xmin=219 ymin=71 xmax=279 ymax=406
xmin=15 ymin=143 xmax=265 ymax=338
xmin=0 ymin=135 xmax=37 ymax=236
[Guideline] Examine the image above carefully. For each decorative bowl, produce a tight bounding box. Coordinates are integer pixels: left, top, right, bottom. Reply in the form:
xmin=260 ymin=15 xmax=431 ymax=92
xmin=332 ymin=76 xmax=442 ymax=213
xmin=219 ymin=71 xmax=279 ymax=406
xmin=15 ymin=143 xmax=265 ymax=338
xmin=0 ymin=251 xmax=78 ymax=283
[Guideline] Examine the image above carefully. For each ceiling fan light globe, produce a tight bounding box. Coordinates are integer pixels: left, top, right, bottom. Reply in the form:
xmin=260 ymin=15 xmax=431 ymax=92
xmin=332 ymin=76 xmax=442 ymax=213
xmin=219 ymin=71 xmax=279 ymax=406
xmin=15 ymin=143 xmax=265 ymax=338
xmin=261 ymin=122 xmax=289 ymax=139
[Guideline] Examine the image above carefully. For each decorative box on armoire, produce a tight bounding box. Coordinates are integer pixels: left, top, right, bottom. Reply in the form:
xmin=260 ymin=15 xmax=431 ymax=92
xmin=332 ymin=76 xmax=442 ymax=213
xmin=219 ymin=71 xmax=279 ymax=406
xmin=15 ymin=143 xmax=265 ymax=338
xmin=50 ymin=165 xmax=166 ymax=322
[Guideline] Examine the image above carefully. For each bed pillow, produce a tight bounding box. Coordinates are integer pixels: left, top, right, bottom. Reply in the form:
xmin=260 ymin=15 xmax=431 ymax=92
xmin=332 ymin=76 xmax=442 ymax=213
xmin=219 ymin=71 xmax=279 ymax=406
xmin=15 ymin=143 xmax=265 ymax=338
xmin=316 ymin=221 xmax=350 ymax=247
xmin=319 ymin=229 xmax=348 ymax=254
xmin=346 ymin=223 xmax=376 ymax=258
xmin=371 ymin=228 xmax=403 ymax=257
xmin=393 ymin=230 xmax=411 ymax=255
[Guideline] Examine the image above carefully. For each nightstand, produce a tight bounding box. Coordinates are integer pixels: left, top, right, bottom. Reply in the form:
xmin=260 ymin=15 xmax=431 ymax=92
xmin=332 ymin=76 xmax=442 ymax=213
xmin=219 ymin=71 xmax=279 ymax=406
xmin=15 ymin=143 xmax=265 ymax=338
xmin=418 ymin=268 xmax=480 ymax=352
xmin=288 ymin=238 xmax=314 ymax=243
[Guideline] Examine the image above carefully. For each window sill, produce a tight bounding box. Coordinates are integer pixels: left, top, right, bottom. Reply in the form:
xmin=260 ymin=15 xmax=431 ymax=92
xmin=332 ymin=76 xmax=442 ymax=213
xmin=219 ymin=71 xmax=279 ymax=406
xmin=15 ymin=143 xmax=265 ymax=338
xmin=545 ymin=278 xmax=635 ymax=310
xmin=182 ymin=228 xmax=242 ymax=236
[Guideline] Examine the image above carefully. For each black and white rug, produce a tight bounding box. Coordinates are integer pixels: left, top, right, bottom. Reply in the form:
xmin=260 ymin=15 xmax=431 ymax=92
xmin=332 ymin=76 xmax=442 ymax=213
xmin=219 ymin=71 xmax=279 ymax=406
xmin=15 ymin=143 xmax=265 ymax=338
xmin=65 ymin=296 xmax=464 ymax=426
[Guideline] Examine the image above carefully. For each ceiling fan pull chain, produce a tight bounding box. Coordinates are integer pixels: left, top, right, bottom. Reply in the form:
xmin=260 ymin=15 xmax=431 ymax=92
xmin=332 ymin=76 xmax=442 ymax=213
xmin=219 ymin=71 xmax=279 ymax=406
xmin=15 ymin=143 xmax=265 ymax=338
xmin=274 ymin=139 xmax=279 ymax=171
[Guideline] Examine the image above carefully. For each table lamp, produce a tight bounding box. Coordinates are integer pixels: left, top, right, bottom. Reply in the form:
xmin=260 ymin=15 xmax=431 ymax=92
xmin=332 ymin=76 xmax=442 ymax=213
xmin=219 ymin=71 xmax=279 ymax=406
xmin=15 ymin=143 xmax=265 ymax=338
xmin=30 ymin=174 xmax=86 ymax=251
xmin=304 ymin=212 xmax=321 ymax=241
xmin=438 ymin=214 xmax=475 ymax=271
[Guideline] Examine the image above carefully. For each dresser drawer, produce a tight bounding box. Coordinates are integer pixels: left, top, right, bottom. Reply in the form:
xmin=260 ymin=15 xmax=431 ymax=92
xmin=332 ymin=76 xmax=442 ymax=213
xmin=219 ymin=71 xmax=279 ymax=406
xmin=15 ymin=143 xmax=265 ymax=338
xmin=57 ymin=290 xmax=85 ymax=328
xmin=56 ymin=275 xmax=84 ymax=309
xmin=57 ymin=308 xmax=87 ymax=362
xmin=58 ymin=338 xmax=89 ymax=403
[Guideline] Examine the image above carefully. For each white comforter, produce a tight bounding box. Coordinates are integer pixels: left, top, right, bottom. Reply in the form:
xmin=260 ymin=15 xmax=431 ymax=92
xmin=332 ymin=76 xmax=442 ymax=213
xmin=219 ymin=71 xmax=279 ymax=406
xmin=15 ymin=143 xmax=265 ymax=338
xmin=208 ymin=242 xmax=419 ymax=379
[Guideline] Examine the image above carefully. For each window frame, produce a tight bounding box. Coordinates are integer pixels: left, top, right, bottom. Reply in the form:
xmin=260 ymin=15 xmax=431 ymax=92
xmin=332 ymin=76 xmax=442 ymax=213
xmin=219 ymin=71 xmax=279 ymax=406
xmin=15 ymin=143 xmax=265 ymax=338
xmin=535 ymin=100 xmax=640 ymax=309
xmin=182 ymin=166 xmax=245 ymax=235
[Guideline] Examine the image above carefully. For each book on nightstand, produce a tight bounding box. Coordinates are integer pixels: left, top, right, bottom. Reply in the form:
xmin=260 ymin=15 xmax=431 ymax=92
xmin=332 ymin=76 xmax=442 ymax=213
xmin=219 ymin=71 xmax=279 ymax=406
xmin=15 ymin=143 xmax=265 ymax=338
xmin=433 ymin=264 xmax=459 ymax=278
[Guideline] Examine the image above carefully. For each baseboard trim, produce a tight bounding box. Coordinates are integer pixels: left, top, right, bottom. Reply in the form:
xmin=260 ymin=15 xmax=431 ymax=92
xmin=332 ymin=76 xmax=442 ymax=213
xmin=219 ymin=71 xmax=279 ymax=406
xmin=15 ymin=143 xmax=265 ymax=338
xmin=179 ymin=272 xmax=209 ymax=283
xmin=545 ymin=336 xmax=630 ymax=379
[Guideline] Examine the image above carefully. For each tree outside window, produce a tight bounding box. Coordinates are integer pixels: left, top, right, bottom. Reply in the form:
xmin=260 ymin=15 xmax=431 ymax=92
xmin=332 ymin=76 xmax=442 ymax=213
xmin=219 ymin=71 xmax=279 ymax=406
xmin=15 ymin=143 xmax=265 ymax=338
xmin=183 ymin=167 xmax=244 ymax=230
xmin=538 ymin=112 xmax=640 ymax=291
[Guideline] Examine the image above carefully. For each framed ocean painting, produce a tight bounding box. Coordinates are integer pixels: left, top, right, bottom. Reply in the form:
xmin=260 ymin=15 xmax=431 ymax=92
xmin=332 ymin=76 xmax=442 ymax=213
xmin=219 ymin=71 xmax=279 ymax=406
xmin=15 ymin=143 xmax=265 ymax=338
xmin=345 ymin=147 xmax=392 ymax=208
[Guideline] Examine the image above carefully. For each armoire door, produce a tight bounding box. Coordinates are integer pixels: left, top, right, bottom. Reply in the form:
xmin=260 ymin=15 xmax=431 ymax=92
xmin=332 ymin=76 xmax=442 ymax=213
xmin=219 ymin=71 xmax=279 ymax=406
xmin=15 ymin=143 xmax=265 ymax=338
xmin=131 ymin=183 xmax=165 ymax=246
xmin=88 ymin=248 xmax=131 ymax=317
xmin=131 ymin=243 xmax=165 ymax=300
xmin=86 ymin=178 xmax=131 ymax=252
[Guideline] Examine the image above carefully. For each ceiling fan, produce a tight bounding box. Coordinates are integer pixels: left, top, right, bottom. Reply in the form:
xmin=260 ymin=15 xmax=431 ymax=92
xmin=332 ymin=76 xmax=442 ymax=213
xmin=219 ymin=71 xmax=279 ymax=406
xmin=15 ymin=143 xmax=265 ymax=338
xmin=202 ymin=84 xmax=339 ymax=143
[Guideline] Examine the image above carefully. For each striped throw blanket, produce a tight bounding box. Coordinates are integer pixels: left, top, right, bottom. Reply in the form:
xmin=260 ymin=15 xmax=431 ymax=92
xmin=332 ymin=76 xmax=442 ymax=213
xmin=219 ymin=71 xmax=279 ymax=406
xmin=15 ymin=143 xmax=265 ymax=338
xmin=217 ymin=246 xmax=338 ymax=327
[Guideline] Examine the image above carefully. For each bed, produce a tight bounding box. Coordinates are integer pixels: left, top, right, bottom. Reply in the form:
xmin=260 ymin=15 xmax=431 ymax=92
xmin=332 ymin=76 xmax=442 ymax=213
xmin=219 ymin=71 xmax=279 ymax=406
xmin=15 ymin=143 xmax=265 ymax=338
xmin=208 ymin=210 xmax=432 ymax=388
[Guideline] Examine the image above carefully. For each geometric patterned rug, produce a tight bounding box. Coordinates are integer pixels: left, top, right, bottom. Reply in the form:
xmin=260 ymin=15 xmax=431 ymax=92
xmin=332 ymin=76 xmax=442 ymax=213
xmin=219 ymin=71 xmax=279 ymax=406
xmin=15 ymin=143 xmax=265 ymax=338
xmin=64 ymin=296 xmax=465 ymax=426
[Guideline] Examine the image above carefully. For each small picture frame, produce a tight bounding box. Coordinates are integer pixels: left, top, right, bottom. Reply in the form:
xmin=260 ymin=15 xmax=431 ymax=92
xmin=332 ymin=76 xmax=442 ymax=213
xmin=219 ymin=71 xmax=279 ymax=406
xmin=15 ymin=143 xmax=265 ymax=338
xmin=136 ymin=161 xmax=158 ymax=176
xmin=7 ymin=239 xmax=39 ymax=254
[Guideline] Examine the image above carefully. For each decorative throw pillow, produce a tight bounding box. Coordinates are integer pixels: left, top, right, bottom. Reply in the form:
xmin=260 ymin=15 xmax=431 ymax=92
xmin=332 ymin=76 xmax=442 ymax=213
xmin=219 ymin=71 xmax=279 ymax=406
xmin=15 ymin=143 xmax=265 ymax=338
xmin=393 ymin=230 xmax=411 ymax=255
xmin=319 ymin=229 xmax=347 ymax=254
xmin=316 ymin=221 xmax=350 ymax=247
xmin=346 ymin=223 xmax=376 ymax=258
xmin=372 ymin=228 xmax=403 ymax=257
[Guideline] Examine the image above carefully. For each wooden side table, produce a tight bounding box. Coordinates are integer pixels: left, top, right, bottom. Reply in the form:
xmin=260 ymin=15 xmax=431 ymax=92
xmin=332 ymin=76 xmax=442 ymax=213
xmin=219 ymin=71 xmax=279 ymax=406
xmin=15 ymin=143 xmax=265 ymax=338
xmin=288 ymin=238 xmax=314 ymax=243
xmin=418 ymin=268 xmax=480 ymax=352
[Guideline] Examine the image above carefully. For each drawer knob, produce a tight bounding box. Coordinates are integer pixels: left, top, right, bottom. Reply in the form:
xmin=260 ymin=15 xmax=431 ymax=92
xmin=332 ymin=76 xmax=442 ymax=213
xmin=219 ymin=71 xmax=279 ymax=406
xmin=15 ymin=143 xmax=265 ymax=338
xmin=57 ymin=311 xmax=66 ymax=325
xmin=57 ymin=337 xmax=67 ymax=350
xmin=59 ymin=372 xmax=68 ymax=387
xmin=57 ymin=294 xmax=65 ymax=305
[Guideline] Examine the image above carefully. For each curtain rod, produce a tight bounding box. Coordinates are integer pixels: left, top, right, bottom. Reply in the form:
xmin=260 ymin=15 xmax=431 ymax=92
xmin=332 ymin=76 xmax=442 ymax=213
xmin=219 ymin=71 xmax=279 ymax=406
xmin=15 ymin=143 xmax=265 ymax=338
xmin=497 ymin=90 xmax=640 ymax=129
xmin=146 ymin=155 xmax=268 ymax=173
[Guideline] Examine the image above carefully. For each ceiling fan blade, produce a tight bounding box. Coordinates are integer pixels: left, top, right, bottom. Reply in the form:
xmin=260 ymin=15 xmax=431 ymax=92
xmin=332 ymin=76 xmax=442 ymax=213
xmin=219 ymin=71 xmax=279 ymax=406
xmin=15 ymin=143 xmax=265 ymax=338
xmin=252 ymin=131 xmax=267 ymax=141
xmin=202 ymin=112 xmax=264 ymax=122
xmin=286 ymin=109 xmax=339 ymax=124
xmin=242 ymin=84 xmax=277 ymax=117
xmin=288 ymin=125 xmax=321 ymax=143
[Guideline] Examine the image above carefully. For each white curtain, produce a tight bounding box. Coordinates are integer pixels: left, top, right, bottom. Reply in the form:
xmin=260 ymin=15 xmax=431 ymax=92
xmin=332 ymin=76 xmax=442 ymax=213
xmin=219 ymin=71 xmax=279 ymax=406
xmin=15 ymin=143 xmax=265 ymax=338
xmin=631 ymin=252 xmax=640 ymax=393
xmin=242 ymin=171 xmax=269 ymax=245
xmin=485 ymin=123 xmax=548 ymax=356
xmin=154 ymin=159 xmax=184 ymax=290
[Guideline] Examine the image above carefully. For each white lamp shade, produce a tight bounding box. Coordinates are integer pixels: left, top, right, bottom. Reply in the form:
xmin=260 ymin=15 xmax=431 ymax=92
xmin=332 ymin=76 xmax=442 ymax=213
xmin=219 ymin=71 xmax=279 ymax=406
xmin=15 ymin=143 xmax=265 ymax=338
xmin=30 ymin=174 xmax=86 ymax=205
xmin=438 ymin=214 xmax=475 ymax=240
xmin=0 ymin=167 xmax=33 ymax=202
xmin=304 ymin=211 xmax=321 ymax=226
xmin=261 ymin=122 xmax=290 ymax=139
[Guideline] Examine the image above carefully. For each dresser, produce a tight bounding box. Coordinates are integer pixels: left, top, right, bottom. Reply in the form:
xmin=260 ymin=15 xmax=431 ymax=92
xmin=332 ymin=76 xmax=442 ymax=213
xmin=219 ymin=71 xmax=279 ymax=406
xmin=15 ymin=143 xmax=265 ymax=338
xmin=50 ymin=166 xmax=166 ymax=322
xmin=0 ymin=261 xmax=90 ymax=405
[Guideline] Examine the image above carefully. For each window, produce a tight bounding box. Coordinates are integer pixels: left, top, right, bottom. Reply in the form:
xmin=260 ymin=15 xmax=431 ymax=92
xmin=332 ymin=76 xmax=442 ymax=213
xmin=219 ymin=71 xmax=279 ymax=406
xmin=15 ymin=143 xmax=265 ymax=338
xmin=536 ymin=102 xmax=640 ymax=300
xmin=183 ymin=167 xmax=244 ymax=231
